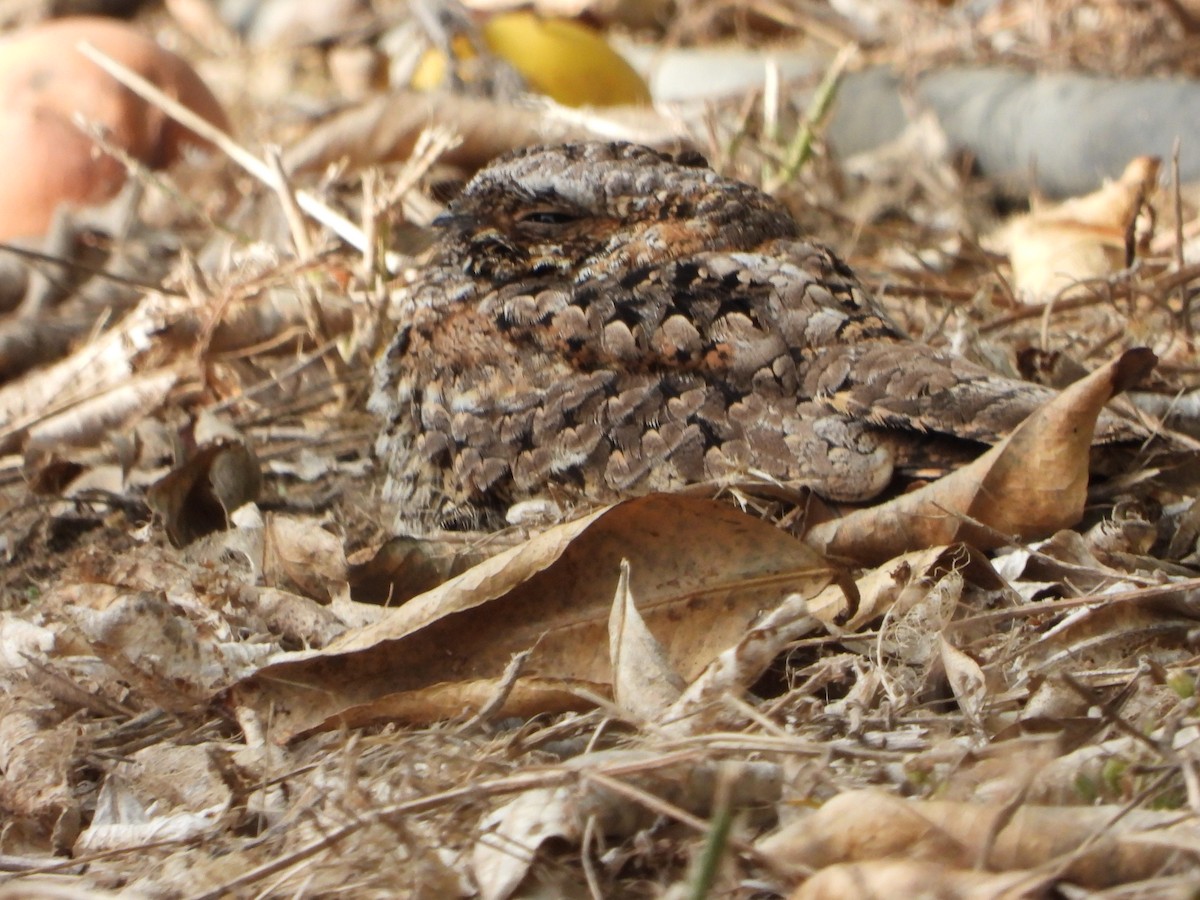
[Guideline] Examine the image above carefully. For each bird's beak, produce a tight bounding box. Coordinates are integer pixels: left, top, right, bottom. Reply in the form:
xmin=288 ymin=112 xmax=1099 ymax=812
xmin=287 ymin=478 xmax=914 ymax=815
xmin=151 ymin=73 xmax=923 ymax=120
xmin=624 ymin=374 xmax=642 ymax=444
xmin=432 ymin=209 xmax=474 ymax=230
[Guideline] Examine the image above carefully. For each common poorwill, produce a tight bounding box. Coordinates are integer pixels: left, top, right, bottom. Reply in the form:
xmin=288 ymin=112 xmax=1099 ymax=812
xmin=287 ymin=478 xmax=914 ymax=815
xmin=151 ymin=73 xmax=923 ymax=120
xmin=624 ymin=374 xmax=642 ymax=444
xmin=370 ymin=142 xmax=1152 ymax=533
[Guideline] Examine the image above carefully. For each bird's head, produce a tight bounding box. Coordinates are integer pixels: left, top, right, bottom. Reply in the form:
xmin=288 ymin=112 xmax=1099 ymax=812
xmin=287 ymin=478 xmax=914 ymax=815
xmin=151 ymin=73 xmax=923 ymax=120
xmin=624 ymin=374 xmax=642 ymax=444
xmin=429 ymin=142 xmax=798 ymax=287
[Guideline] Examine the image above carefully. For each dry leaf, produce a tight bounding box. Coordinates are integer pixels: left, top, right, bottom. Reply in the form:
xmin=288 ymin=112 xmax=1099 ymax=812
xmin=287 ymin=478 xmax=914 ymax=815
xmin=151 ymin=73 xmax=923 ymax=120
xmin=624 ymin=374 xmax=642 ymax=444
xmin=827 ymin=544 xmax=998 ymax=634
xmin=992 ymin=156 xmax=1159 ymax=300
xmin=658 ymin=545 xmax=998 ymax=735
xmin=790 ymin=860 xmax=1051 ymax=900
xmin=207 ymin=288 xmax=355 ymax=355
xmin=20 ymin=371 xmax=179 ymax=457
xmin=147 ymin=437 xmax=262 ymax=547
xmin=609 ymin=558 xmax=686 ymax=722
xmin=261 ymin=514 xmax=347 ymax=603
xmin=109 ymin=743 xmax=235 ymax=815
xmin=0 ymin=702 xmax=76 ymax=831
xmin=1021 ymin=583 xmax=1200 ymax=677
xmin=760 ymin=789 xmax=1200 ymax=887
xmin=244 ymin=586 xmax=349 ymax=648
xmin=807 ymin=349 xmax=1157 ymax=563
xmin=939 ymin=635 xmax=987 ymax=730
xmin=474 ymin=785 xmax=573 ymax=900
xmin=661 ymin=589 xmax=825 ymax=737
xmin=0 ymin=615 xmax=56 ymax=668
xmin=0 ymin=292 xmax=188 ymax=453
xmin=75 ymin=775 xmax=222 ymax=854
xmin=992 ymin=530 xmax=1141 ymax=598
xmin=226 ymin=494 xmax=836 ymax=741
xmin=412 ymin=11 xmax=651 ymax=107
xmin=59 ymin=585 xmax=273 ymax=713
xmin=348 ymin=534 xmax=488 ymax=605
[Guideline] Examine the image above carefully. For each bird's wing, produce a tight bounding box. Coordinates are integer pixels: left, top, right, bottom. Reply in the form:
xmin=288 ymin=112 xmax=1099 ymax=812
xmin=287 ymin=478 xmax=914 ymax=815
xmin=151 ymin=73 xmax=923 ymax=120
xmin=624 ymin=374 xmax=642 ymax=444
xmin=675 ymin=240 xmax=1151 ymax=446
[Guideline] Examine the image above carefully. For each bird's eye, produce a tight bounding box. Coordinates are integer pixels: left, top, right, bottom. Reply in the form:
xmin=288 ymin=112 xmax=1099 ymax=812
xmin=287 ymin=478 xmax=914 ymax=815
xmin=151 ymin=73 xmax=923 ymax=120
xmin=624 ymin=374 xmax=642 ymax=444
xmin=518 ymin=209 xmax=580 ymax=226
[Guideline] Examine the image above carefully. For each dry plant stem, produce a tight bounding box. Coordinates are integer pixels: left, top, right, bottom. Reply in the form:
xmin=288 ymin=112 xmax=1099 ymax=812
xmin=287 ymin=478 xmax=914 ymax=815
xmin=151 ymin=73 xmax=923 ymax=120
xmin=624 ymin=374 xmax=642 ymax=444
xmin=268 ymin=146 xmax=314 ymax=261
xmin=23 ymin=656 xmax=134 ymax=718
xmin=716 ymin=87 xmax=764 ymax=174
xmin=361 ymin=167 xmax=379 ymax=281
xmin=207 ymin=340 xmax=343 ymax=414
xmin=388 ymin=127 xmax=463 ymax=229
xmin=194 ymin=752 xmax=716 ymax=899
xmin=954 ymin=576 xmax=1200 ymax=631
xmin=74 ymin=115 xmax=225 ymax=241
xmin=878 ymin=282 xmax=985 ymax=303
xmin=979 ymin=280 xmax=1138 ymax=334
xmin=975 ymin=785 xmax=1031 ymax=871
xmin=0 ymin=854 xmax=83 ymax=874
xmin=760 ymin=59 xmax=781 ymax=186
xmin=581 ymin=815 xmax=604 ymax=900
xmin=1173 ymin=139 xmax=1191 ymax=338
xmin=1032 ymin=747 xmax=1190 ymax=881
xmin=1040 ymin=285 xmax=1070 ymax=349
xmin=74 ymin=42 xmax=379 ymax=265
xmin=0 ymin=837 xmax=193 ymax=882
xmin=755 ymin=0 xmax=859 ymax=47
xmin=1061 ymin=670 xmax=1171 ymax=759
xmin=769 ymin=43 xmax=856 ymax=191
xmin=384 ymin=126 xmax=464 ymax=212
xmin=1184 ymin=758 xmax=1200 ymax=812
xmin=1155 ymin=261 xmax=1200 ymax=296
xmin=661 ymin=732 xmax=855 ymax=759
xmin=579 ymin=769 xmax=767 ymax=867
xmin=0 ymin=243 xmax=174 ymax=295
xmin=458 ymin=649 xmax=533 ymax=732
xmin=721 ymin=693 xmax=793 ymax=739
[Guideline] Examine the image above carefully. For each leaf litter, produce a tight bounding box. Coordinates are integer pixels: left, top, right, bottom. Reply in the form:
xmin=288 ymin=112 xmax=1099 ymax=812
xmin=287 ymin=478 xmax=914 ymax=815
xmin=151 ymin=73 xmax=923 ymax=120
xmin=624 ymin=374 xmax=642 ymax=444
xmin=2 ymin=2 xmax=1200 ymax=898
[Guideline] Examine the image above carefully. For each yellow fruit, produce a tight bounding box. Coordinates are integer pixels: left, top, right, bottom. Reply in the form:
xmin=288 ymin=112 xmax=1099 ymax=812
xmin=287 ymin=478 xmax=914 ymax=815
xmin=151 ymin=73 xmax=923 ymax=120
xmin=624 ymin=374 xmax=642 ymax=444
xmin=411 ymin=11 xmax=651 ymax=108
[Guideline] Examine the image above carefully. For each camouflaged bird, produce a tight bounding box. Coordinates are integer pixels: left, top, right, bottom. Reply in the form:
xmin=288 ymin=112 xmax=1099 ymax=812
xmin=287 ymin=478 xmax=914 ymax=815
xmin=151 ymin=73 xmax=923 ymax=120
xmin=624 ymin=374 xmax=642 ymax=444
xmin=370 ymin=141 xmax=1150 ymax=533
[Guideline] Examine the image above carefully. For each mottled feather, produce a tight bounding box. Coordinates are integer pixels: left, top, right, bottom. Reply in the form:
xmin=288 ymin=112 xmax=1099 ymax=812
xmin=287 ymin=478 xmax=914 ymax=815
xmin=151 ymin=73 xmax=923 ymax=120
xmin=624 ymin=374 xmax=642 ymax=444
xmin=370 ymin=142 xmax=1151 ymax=532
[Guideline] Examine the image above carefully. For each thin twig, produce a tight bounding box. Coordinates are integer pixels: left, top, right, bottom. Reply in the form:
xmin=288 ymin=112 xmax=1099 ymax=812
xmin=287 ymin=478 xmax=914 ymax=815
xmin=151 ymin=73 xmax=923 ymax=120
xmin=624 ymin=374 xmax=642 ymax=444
xmin=75 ymin=42 xmax=385 ymax=266
xmin=0 ymin=242 xmax=181 ymax=294
xmin=458 ymin=649 xmax=533 ymax=732
xmin=191 ymin=752 xmax=712 ymax=899
xmin=1173 ymin=138 xmax=1191 ymax=339
xmin=268 ymin=146 xmax=314 ymax=261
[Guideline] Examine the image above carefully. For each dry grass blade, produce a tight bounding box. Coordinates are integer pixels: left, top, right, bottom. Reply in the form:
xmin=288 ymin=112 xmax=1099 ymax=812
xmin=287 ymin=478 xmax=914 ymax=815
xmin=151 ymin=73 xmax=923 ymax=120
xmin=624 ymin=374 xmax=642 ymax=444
xmin=75 ymin=41 xmax=372 ymax=259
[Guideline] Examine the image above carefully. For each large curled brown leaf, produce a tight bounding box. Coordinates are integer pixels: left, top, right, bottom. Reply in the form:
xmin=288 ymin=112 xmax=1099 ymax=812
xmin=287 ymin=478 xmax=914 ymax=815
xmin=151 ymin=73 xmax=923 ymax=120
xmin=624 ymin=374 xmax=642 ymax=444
xmin=760 ymin=789 xmax=1200 ymax=888
xmin=806 ymin=348 xmax=1158 ymax=564
xmin=225 ymin=494 xmax=838 ymax=741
